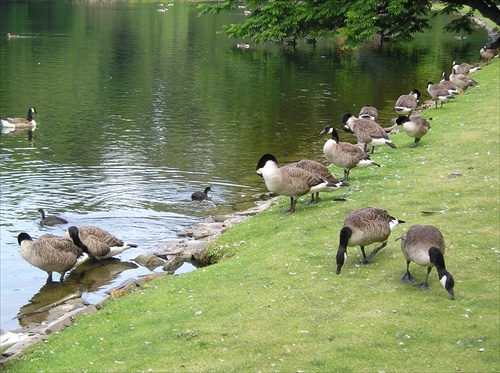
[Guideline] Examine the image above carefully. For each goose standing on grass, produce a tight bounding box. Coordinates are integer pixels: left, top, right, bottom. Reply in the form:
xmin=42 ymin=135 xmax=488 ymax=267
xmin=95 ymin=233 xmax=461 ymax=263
xmin=191 ymin=187 xmax=212 ymax=201
xmin=480 ymin=46 xmax=496 ymax=64
xmin=284 ymin=159 xmax=348 ymax=204
xmin=340 ymin=112 xmax=397 ymax=153
xmin=65 ymin=226 xmax=138 ymax=260
xmin=451 ymin=61 xmax=480 ymax=75
xmin=17 ymin=232 xmax=90 ymax=282
xmin=358 ymin=106 xmax=378 ymax=121
xmin=439 ymin=72 xmax=459 ymax=95
xmin=320 ymin=125 xmax=380 ymax=181
xmin=427 ymin=82 xmax=454 ymax=108
xmin=450 ymin=67 xmax=478 ymax=93
xmin=395 ymin=115 xmax=431 ymax=147
xmin=1 ymin=107 xmax=38 ymax=128
xmin=397 ymin=225 xmax=455 ymax=300
xmin=37 ymin=208 xmax=68 ymax=226
xmin=255 ymin=154 xmax=344 ymax=214
xmin=336 ymin=207 xmax=404 ymax=274
xmin=394 ymin=89 xmax=421 ymax=117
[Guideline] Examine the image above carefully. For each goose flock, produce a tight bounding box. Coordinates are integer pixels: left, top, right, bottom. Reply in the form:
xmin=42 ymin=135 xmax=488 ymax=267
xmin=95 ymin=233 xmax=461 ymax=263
xmin=5 ymin=47 xmax=496 ymax=302
xmin=255 ymin=48 xmax=496 ymax=300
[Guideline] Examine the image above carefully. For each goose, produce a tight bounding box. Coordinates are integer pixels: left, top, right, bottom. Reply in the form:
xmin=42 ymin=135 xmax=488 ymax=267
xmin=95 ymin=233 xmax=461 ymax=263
xmin=358 ymin=106 xmax=378 ymax=121
xmin=336 ymin=207 xmax=404 ymax=274
xmin=397 ymin=224 xmax=455 ymax=300
xmin=37 ymin=208 xmax=68 ymax=226
xmin=439 ymin=72 xmax=459 ymax=95
xmin=340 ymin=112 xmax=397 ymax=153
xmin=255 ymin=154 xmax=344 ymax=214
xmin=7 ymin=33 xmax=19 ymax=38
xmin=320 ymin=125 xmax=380 ymax=181
xmin=284 ymin=159 xmax=348 ymax=204
xmin=65 ymin=226 xmax=138 ymax=260
xmin=426 ymin=82 xmax=454 ymax=108
xmin=394 ymin=89 xmax=421 ymax=117
xmin=17 ymin=232 xmax=90 ymax=282
xmin=236 ymin=42 xmax=250 ymax=49
xmin=480 ymin=46 xmax=496 ymax=64
xmin=191 ymin=187 xmax=212 ymax=201
xmin=451 ymin=61 xmax=480 ymax=75
xmin=395 ymin=115 xmax=431 ymax=147
xmin=1 ymin=107 xmax=38 ymax=128
xmin=450 ymin=67 xmax=478 ymax=93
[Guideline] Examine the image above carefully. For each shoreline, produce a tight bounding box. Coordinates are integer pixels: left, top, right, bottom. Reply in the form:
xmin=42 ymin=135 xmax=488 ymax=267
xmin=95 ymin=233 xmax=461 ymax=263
xmin=1 ymin=197 xmax=276 ymax=363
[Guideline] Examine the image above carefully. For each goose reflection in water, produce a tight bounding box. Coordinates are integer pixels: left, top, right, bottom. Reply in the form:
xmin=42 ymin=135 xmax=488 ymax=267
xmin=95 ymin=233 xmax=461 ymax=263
xmin=16 ymin=258 xmax=137 ymax=327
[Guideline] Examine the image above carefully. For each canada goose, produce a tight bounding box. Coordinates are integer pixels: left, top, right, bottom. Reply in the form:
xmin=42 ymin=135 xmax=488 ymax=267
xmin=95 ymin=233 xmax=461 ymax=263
xmin=450 ymin=67 xmax=478 ymax=93
xmin=284 ymin=159 xmax=348 ymax=204
xmin=358 ymin=106 xmax=378 ymax=121
xmin=236 ymin=42 xmax=250 ymax=49
xmin=0 ymin=107 xmax=38 ymax=128
xmin=7 ymin=33 xmax=19 ymax=38
xmin=336 ymin=207 xmax=404 ymax=274
xmin=395 ymin=115 xmax=431 ymax=147
xmin=451 ymin=61 xmax=480 ymax=75
xmin=394 ymin=89 xmax=421 ymax=117
xmin=37 ymin=208 xmax=68 ymax=226
xmin=426 ymin=82 xmax=454 ymax=108
xmin=304 ymin=38 xmax=317 ymax=44
xmin=480 ymin=46 xmax=496 ymax=64
xmin=340 ymin=112 xmax=397 ymax=153
xmin=191 ymin=187 xmax=212 ymax=201
xmin=255 ymin=154 xmax=343 ymax=214
xmin=439 ymin=72 xmax=459 ymax=95
xmin=397 ymin=225 xmax=455 ymax=300
xmin=17 ymin=232 xmax=90 ymax=282
xmin=320 ymin=125 xmax=380 ymax=181
xmin=65 ymin=226 xmax=138 ymax=260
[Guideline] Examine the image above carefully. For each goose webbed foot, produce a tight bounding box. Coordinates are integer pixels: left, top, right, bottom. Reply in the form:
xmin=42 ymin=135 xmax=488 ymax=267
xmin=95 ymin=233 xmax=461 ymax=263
xmin=400 ymin=272 xmax=416 ymax=283
xmin=415 ymin=282 xmax=431 ymax=290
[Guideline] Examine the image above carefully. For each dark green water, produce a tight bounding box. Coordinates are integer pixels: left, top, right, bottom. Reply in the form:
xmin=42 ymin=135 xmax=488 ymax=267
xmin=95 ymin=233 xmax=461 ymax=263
xmin=0 ymin=0 xmax=488 ymax=331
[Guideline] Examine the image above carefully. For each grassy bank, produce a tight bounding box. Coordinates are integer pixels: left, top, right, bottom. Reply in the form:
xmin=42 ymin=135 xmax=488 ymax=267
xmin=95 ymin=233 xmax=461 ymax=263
xmin=4 ymin=59 xmax=499 ymax=372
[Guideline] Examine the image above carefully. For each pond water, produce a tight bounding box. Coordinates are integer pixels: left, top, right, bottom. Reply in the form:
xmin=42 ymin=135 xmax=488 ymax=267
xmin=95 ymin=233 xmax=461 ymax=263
xmin=0 ymin=0 xmax=488 ymax=332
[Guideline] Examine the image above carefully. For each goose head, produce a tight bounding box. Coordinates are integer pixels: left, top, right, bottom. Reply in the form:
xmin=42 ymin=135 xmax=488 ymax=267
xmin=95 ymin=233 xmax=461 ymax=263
xmin=320 ymin=125 xmax=340 ymax=143
xmin=256 ymin=153 xmax=278 ymax=177
xmin=340 ymin=112 xmax=355 ymax=133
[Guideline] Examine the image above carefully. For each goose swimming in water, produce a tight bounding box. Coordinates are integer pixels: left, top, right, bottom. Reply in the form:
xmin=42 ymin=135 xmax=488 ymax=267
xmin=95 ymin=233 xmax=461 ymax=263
xmin=336 ymin=207 xmax=404 ymax=274
xmin=65 ymin=226 xmax=138 ymax=260
xmin=397 ymin=224 xmax=455 ymax=300
xmin=191 ymin=187 xmax=212 ymax=201
xmin=320 ymin=125 xmax=380 ymax=181
xmin=17 ymin=232 xmax=90 ymax=282
xmin=37 ymin=209 xmax=68 ymax=226
xmin=1 ymin=107 xmax=38 ymax=128
xmin=256 ymin=154 xmax=345 ymax=214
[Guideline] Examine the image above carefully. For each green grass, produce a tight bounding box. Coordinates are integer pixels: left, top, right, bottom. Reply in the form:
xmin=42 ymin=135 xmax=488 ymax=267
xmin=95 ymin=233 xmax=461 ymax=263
xmin=3 ymin=59 xmax=499 ymax=372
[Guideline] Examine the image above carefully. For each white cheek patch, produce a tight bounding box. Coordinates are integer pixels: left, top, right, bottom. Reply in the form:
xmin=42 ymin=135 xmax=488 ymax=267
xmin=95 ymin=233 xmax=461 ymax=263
xmin=389 ymin=218 xmax=400 ymax=231
xmin=440 ymin=275 xmax=448 ymax=289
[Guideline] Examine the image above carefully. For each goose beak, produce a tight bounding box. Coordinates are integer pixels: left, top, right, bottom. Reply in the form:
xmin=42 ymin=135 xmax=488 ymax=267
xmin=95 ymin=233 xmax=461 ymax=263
xmin=336 ymin=264 xmax=342 ymax=275
xmin=447 ymin=288 xmax=455 ymax=300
